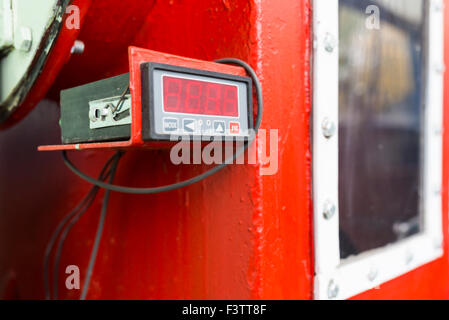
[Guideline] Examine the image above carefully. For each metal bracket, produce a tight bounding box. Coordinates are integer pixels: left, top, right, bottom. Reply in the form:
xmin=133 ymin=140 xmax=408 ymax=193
xmin=89 ymin=94 xmax=132 ymax=129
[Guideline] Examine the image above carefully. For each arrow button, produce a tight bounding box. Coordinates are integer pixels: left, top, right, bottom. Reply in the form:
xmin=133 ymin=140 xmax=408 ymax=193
xmin=183 ymin=119 xmax=195 ymax=133
xmin=213 ymin=121 xmax=225 ymax=134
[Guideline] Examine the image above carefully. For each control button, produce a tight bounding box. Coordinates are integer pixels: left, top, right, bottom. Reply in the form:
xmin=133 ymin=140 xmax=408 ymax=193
xmin=163 ymin=118 xmax=178 ymax=133
xmin=183 ymin=119 xmax=195 ymax=133
xmin=213 ymin=121 xmax=225 ymax=134
xmin=229 ymin=122 xmax=240 ymax=134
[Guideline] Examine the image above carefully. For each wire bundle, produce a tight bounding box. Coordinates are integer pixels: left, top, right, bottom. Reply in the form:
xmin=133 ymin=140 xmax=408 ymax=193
xmin=43 ymin=152 xmax=122 ymax=300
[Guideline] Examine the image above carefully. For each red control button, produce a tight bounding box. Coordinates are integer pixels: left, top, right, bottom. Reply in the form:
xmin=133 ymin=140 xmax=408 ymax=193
xmin=229 ymin=122 xmax=240 ymax=134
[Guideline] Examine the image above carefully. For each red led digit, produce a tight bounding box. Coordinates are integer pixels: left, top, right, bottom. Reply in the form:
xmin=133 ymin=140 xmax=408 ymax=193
xmin=164 ymin=77 xmax=182 ymax=112
xmin=163 ymin=75 xmax=238 ymax=117
xmin=185 ymin=80 xmax=202 ymax=113
xmin=205 ymin=83 xmax=221 ymax=114
xmin=222 ymin=86 xmax=238 ymax=116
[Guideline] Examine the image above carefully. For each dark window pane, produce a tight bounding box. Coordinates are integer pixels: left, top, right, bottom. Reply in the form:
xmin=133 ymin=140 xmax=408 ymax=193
xmin=338 ymin=0 xmax=427 ymax=259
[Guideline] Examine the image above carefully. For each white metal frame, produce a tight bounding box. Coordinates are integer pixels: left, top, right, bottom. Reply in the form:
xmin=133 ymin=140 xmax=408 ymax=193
xmin=313 ymin=0 xmax=444 ymax=300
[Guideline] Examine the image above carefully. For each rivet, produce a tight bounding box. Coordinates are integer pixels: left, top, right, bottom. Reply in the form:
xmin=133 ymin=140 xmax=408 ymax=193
xmin=434 ymin=127 xmax=443 ymax=135
xmin=367 ymin=266 xmax=378 ymax=282
xmin=405 ymin=251 xmax=414 ymax=265
xmin=433 ymin=1 xmax=443 ymax=12
xmin=327 ymin=280 xmax=339 ymax=299
xmin=322 ymin=117 xmax=336 ymax=139
xmin=435 ymin=63 xmax=445 ymax=74
xmin=323 ymin=200 xmax=336 ymax=220
xmin=323 ymin=33 xmax=337 ymax=53
xmin=434 ymin=238 xmax=443 ymax=250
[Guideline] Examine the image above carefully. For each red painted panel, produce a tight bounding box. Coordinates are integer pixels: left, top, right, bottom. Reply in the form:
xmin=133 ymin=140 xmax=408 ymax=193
xmin=247 ymin=0 xmax=313 ymax=299
xmin=4 ymin=0 xmax=446 ymax=301
xmin=0 ymin=0 xmax=313 ymax=300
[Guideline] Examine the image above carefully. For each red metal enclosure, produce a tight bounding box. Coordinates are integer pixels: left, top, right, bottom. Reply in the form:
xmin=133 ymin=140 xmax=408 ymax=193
xmin=0 ymin=0 xmax=448 ymax=300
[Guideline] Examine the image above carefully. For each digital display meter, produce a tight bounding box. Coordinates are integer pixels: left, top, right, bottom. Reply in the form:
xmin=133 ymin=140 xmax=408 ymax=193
xmin=141 ymin=63 xmax=253 ymax=141
xmin=48 ymin=48 xmax=257 ymax=150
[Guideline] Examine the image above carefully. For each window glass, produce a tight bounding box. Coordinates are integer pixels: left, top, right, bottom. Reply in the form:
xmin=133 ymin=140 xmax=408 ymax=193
xmin=338 ymin=0 xmax=427 ymax=259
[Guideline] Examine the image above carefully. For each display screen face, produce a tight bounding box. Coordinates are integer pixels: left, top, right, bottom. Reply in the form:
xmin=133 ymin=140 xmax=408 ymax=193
xmin=142 ymin=63 xmax=252 ymax=140
xmin=163 ymin=76 xmax=239 ymax=117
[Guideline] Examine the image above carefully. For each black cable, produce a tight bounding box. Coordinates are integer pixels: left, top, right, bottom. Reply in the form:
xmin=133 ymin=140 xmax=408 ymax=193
xmin=43 ymin=152 xmax=119 ymax=300
xmin=51 ymin=189 xmax=100 ymax=300
xmin=80 ymin=152 xmax=122 ymax=300
xmin=51 ymin=157 xmax=118 ymax=300
xmin=61 ymin=58 xmax=263 ymax=194
xmin=215 ymin=59 xmax=263 ymax=130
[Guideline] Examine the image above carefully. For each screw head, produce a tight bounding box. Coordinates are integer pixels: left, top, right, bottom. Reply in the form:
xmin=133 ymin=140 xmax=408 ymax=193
xmin=70 ymin=40 xmax=85 ymax=54
xmin=322 ymin=117 xmax=336 ymax=138
xmin=327 ymin=280 xmax=339 ymax=299
xmin=17 ymin=26 xmax=32 ymax=52
xmin=100 ymin=106 xmax=111 ymax=118
xmin=323 ymin=200 xmax=336 ymax=220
